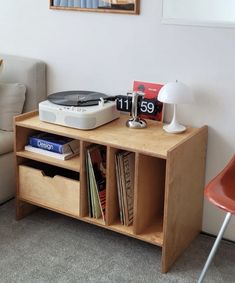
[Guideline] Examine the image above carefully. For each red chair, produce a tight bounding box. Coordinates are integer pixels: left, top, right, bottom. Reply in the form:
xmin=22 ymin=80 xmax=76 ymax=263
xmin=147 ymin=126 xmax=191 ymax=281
xmin=198 ymin=155 xmax=235 ymax=282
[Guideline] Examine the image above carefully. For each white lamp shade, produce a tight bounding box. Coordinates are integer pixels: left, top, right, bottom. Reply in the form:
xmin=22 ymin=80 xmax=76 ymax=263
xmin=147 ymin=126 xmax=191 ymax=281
xmin=158 ymin=81 xmax=193 ymax=104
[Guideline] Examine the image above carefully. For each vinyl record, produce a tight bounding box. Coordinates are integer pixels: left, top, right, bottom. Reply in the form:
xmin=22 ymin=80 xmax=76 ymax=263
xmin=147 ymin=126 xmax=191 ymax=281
xmin=48 ymin=91 xmax=109 ymax=107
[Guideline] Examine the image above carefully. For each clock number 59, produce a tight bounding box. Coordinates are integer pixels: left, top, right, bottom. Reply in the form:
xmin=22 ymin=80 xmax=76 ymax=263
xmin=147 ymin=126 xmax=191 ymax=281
xmin=140 ymin=101 xmax=155 ymax=114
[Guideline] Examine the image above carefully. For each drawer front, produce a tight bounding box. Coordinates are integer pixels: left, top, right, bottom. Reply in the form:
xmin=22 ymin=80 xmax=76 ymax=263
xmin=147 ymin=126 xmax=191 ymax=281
xmin=19 ymin=165 xmax=80 ymax=217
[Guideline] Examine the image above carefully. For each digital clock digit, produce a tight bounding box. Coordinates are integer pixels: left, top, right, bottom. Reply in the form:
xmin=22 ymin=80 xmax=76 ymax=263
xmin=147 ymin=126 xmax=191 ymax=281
xmin=140 ymin=100 xmax=155 ymax=114
xmin=116 ymin=95 xmax=132 ymax=112
xmin=116 ymin=95 xmax=162 ymax=117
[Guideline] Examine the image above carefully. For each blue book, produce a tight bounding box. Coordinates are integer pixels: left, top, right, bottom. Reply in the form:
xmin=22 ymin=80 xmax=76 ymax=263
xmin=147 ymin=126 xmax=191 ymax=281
xmin=92 ymin=0 xmax=98 ymax=8
xmin=81 ymin=0 xmax=86 ymax=8
xmin=68 ymin=0 xmax=74 ymax=7
xmin=28 ymin=133 xmax=80 ymax=154
xmin=86 ymin=0 xmax=92 ymax=8
xmin=74 ymin=0 xmax=81 ymax=7
xmin=53 ymin=0 xmax=61 ymax=6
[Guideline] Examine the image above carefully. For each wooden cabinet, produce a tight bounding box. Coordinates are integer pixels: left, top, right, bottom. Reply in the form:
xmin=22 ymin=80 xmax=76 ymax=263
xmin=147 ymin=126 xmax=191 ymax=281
xmin=14 ymin=111 xmax=207 ymax=273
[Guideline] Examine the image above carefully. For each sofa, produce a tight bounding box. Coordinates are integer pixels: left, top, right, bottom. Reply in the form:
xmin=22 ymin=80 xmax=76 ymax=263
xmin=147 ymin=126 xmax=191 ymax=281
xmin=0 ymin=54 xmax=47 ymax=203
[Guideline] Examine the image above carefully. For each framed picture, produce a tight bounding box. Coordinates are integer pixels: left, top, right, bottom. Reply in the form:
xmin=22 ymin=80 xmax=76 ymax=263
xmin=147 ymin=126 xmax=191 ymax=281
xmin=50 ymin=0 xmax=140 ymax=15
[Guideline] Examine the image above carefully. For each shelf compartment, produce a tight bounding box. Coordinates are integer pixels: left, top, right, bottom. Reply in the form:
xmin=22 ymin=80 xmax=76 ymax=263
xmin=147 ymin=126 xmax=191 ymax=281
xmin=105 ymin=147 xmax=120 ymax=226
xmin=80 ymin=142 xmax=107 ymax=221
xmin=137 ymin=221 xmax=163 ymax=247
xmin=14 ymin=126 xmax=81 ymax=172
xmin=102 ymin=220 xmax=162 ymax=247
xmin=106 ymin=147 xmax=135 ymax=234
xmin=133 ymin=154 xmax=166 ymax=237
xmin=19 ymin=163 xmax=80 ymax=217
xmin=16 ymin=150 xmax=80 ymax=172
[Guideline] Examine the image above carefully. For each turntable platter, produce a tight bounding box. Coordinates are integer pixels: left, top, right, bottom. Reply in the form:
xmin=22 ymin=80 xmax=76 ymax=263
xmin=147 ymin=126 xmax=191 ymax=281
xmin=48 ymin=91 xmax=109 ymax=107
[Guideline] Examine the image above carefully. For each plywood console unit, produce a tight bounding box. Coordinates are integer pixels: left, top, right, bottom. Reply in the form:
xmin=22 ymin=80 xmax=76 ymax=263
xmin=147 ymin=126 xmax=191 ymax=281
xmin=14 ymin=111 xmax=208 ymax=273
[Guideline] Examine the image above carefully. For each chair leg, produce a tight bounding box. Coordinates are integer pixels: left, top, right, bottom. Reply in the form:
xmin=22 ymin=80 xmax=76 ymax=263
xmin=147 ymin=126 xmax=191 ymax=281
xmin=198 ymin=212 xmax=232 ymax=283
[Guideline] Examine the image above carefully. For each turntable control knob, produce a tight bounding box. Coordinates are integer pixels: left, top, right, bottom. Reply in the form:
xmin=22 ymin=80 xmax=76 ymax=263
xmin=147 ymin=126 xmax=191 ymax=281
xmin=99 ymin=98 xmax=105 ymax=108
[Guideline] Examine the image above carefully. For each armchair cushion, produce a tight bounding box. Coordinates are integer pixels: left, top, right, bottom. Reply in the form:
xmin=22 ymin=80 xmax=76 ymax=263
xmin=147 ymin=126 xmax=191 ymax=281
xmin=0 ymin=82 xmax=26 ymax=131
xmin=0 ymin=130 xmax=14 ymax=155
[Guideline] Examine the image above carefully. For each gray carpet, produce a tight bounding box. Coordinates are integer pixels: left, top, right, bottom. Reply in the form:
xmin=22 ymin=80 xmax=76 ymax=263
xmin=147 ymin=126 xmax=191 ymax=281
xmin=0 ymin=201 xmax=235 ymax=283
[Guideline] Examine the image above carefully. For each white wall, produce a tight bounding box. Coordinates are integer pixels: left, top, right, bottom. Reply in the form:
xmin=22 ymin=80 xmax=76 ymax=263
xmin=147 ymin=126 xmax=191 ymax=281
xmin=163 ymin=0 xmax=235 ymax=23
xmin=1 ymin=0 xmax=235 ymax=240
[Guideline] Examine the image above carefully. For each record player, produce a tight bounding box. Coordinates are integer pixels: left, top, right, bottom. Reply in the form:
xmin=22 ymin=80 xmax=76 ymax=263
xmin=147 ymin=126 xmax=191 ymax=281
xmin=39 ymin=91 xmax=120 ymax=130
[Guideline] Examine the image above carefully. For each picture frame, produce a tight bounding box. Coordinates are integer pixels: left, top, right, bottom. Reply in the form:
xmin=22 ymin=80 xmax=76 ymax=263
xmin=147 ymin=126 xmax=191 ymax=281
xmin=49 ymin=0 xmax=140 ymax=15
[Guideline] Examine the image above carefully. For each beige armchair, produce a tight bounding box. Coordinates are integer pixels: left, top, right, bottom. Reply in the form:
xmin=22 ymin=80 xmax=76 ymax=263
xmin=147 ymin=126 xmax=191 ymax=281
xmin=0 ymin=54 xmax=46 ymax=203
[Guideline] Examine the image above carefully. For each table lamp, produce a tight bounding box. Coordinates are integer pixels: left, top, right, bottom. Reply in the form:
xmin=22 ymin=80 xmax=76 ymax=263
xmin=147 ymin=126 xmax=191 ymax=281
xmin=158 ymin=81 xmax=193 ymax=133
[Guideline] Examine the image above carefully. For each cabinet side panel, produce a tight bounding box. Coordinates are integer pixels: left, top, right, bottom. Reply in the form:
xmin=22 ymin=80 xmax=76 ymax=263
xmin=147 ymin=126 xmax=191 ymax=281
xmin=15 ymin=126 xmax=36 ymax=152
xmin=14 ymin=122 xmax=37 ymax=220
xmin=162 ymin=126 xmax=208 ymax=273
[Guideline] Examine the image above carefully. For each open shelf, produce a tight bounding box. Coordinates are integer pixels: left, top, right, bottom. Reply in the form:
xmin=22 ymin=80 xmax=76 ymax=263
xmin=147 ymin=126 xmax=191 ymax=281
xmin=137 ymin=222 xmax=164 ymax=247
xmin=133 ymin=154 xmax=165 ymax=238
xmin=16 ymin=150 xmax=80 ymax=172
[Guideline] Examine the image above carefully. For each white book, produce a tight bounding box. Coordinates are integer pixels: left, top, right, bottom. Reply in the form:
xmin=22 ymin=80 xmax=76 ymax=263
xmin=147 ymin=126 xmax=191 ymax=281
xmin=24 ymin=145 xmax=79 ymax=160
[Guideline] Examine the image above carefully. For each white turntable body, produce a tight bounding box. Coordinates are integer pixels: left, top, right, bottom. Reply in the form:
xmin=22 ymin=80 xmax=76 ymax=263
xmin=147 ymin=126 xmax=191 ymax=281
xmin=39 ymin=100 xmax=120 ymax=130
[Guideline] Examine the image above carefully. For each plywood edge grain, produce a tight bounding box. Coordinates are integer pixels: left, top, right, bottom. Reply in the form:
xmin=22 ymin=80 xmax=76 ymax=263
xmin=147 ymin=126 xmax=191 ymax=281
xmin=14 ymin=110 xmax=38 ymax=123
xmin=161 ymin=125 xmax=208 ymax=273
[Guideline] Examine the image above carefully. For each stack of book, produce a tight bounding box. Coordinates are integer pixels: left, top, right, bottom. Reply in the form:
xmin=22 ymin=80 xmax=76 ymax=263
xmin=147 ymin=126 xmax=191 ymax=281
xmin=25 ymin=132 xmax=80 ymax=160
xmin=86 ymin=145 xmax=106 ymax=221
xmin=115 ymin=151 xmax=135 ymax=226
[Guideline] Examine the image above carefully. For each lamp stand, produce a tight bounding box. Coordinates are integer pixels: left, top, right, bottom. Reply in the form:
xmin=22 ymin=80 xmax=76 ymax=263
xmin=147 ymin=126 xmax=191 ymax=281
xmin=163 ymin=104 xmax=186 ymax=134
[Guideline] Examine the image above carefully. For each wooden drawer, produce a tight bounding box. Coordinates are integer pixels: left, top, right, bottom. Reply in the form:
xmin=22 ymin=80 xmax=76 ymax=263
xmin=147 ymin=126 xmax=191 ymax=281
xmin=19 ymin=165 xmax=80 ymax=217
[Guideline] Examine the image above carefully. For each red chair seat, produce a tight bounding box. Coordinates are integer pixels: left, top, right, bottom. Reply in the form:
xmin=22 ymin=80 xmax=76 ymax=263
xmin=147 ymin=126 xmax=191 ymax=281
xmin=205 ymin=155 xmax=235 ymax=214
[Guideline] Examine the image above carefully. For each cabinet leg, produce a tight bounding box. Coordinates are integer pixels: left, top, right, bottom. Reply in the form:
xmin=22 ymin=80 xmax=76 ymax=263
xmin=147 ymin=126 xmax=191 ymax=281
xmin=161 ymin=248 xmax=171 ymax=273
xmin=16 ymin=199 xmax=37 ymax=220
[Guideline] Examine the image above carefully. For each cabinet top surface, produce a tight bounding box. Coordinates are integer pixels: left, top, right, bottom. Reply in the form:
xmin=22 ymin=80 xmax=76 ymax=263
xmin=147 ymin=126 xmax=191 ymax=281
xmin=15 ymin=112 xmax=204 ymax=158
